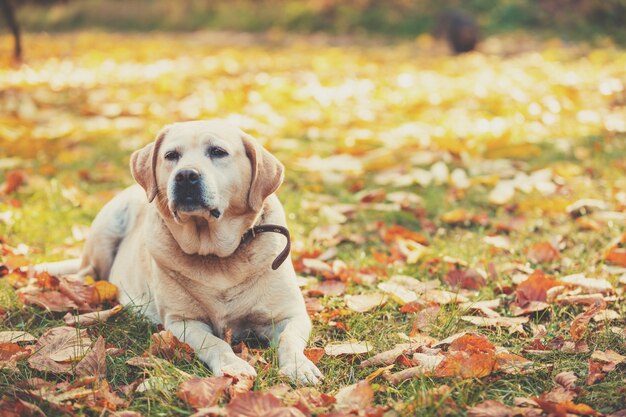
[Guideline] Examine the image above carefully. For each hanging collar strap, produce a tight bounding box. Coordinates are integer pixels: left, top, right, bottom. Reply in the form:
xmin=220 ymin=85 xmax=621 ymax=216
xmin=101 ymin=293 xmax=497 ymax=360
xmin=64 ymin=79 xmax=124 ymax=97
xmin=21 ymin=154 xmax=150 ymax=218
xmin=240 ymin=224 xmax=291 ymax=270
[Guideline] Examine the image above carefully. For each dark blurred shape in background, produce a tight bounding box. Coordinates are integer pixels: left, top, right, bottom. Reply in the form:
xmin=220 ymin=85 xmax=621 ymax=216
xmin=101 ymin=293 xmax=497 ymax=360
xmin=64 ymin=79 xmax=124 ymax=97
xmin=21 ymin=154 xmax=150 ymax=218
xmin=0 ymin=0 xmax=20 ymax=60
xmin=435 ymin=9 xmax=478 ymax=54
xmin=4 ymin=0 xmax=626 ymax=58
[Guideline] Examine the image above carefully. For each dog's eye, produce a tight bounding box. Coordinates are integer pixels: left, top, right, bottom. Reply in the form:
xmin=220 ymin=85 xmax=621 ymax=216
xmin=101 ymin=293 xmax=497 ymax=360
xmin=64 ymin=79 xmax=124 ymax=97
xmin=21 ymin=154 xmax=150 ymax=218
xmin=209 ymin=147 xmax=229 ymax=158
xmin=164 ymin=150 xmax=180 ymax=161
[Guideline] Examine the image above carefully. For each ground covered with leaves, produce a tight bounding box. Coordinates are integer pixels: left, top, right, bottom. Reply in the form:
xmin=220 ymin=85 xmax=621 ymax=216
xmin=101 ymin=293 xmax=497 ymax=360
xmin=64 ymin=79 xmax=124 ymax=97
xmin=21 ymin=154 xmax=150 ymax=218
xmin=0 ymin=32 xmax=625 ymax=416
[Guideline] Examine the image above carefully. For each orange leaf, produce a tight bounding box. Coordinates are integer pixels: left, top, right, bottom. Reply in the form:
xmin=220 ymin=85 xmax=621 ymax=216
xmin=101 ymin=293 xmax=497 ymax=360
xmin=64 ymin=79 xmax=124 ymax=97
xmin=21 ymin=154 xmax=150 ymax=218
xmin=527 ymin=241 xmax=560 ymax=263
xmin=303 ymin=347 xmax=325 ymax=365
xmin=443 ymin=268 xmax=486 ymax=290
xmin=148 ymin=330 xmax=194 ymax=362
xmin=570 ymin=300 xmax=606 ymax=341
xmin=177 ymin=376 xmax=231 ymax=409
xmin=514 ymin=269 xmax=561 ymax=305
xmin=434 ymin=351 xmax=496 ymax=379
xmin=225 ymin=392 xmax=282 ymax=417
xmin=382 ymin=225 xmax=429 ymax=245
xmin=605 ymin=247 xmax=626 ymax=267
xmin=2 ymin=170 xmax=26 ymax=194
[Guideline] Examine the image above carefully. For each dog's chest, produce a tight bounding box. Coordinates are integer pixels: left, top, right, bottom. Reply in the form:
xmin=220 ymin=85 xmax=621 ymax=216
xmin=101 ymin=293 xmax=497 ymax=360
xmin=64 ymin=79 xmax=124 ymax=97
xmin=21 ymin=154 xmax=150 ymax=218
xmin=169 ymin=252 xmax=277 ymax=334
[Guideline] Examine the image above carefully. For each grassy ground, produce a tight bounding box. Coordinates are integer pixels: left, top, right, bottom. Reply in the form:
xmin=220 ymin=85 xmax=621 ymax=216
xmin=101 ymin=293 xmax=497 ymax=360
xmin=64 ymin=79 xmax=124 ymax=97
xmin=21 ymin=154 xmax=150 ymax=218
xmin=0 ymin=31 xmax=625 ymax=416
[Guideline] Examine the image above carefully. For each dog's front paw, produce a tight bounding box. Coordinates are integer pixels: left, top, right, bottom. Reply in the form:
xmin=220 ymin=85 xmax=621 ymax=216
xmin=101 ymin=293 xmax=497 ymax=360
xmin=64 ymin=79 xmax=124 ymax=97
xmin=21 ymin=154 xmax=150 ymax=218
xmin=280 ymin=355 xmax=323 ymax=385
xmin=213 ymin=354 xmax=257 ymax=379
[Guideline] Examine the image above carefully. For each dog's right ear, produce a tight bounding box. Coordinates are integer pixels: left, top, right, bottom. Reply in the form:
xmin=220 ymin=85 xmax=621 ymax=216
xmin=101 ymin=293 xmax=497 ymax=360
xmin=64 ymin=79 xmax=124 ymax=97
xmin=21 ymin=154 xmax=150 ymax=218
xmin=130 ymin=128 xmax=168 ymax=203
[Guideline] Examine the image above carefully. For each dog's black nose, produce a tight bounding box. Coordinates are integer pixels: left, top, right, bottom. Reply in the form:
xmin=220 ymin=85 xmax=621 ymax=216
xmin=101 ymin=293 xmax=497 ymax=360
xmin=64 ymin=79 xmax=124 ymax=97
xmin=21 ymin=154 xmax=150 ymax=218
xmin=175 ymin=169 xmax=200 ymax=185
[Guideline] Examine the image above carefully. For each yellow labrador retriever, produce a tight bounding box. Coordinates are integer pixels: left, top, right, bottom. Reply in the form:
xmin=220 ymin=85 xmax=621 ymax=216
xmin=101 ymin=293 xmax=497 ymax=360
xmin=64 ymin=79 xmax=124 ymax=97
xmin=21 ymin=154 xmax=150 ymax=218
xmin=38 ymin=120 xmax=322 ymax=384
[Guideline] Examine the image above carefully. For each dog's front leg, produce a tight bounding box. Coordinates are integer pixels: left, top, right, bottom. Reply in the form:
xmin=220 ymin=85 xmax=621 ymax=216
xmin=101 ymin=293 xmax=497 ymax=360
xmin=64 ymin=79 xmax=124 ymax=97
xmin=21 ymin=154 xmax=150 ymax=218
xmin=166 ymin=318 xmax=256 ymax=379
xmin=273 ymin=314 xmax=323 ymax=385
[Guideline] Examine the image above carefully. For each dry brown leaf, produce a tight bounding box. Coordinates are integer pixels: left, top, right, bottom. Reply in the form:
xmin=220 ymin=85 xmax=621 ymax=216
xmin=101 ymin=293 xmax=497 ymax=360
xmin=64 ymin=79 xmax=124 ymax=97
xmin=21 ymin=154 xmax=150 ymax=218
xmin=226 ymin=373 xmax=255 ymax=398
xmin=590 ymin=349 xmax=626 ymax=366
xmin=467 ymin=400 xmax=515 ymax=417
xmin=225 ymin=391 xmax=282 ymax=417
xmin=434 ymin=334 xmax=497 ymax=379
xmin=284 ymin=387 xmax=336 ymax=412
xmin=444 ymin=268 xmax=486 ymax=290
xmin=20 ymin=290 xmax=79 ymax=312
xmin=0 ymin=398 xmax=45 ymax=417
xmin=527 ymin=241 xmax=560 ymax=263
xmin=177 ymin=376 xmax=232 ymax=409
xmin=359 ymin=343 xmax=424 ymax=368
xmin=570 ymin=300 xmax=606 ymax=341
xmin=514 ymin=270 xmax=561 ymax=305
xmin=494 ymin=351 xmax=533 ymax=374
xmin=27 ymin=327 xmax=92 ymax=373
xmin=303 ymin=347 xmax=325 ymax=365
xmin=0 ymin=331 xmax=36 ymax=343
xmin=334 ymin=380 xmax=374 ymax=412
xmin=324 ymin=341 xmax=370 ymax=356
xmin=63 ymin=304 xmax=123 ymax=326
xmin=75 ymin=336 xmax=106 ymax=379
xmin=554 ymin=371 xmax=578 ymax=389
xmin=0 ymin=342 xmax=33 ymax=370
xmin=148 ymin=330 xmax=194 ymax=362
xmin=307 ymin=280 xmax=346 ymax=297
xmin=586 ymin=360 xmax=606 ymax=385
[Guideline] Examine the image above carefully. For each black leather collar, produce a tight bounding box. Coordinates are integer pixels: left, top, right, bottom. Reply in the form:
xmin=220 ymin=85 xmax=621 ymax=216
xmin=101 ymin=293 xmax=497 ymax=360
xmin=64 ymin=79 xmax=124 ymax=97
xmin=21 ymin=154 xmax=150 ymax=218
xmin=240 ymin=224 xmax=291 ymax=270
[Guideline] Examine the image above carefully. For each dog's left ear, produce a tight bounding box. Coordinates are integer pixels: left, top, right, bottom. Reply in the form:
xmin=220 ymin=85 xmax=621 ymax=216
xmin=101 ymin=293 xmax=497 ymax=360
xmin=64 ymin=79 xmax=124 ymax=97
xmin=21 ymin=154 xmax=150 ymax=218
xmin=242 ymin=134 xmax=284 ymax=212
xmin=130 ymin=127 xmax=168 ymax=203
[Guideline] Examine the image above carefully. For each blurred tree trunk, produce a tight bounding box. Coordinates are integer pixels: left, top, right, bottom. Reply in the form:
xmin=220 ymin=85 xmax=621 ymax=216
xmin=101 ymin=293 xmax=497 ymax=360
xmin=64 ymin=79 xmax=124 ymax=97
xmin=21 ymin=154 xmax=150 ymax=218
xmin=1 ymin=0 xmax=21 ymax=60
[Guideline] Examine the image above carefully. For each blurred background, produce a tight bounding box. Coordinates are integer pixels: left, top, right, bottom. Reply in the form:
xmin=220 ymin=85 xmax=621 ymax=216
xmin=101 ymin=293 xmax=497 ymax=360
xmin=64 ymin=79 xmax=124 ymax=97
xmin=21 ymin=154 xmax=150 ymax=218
xmin=8 ymin=0 xmax=626 ymax=42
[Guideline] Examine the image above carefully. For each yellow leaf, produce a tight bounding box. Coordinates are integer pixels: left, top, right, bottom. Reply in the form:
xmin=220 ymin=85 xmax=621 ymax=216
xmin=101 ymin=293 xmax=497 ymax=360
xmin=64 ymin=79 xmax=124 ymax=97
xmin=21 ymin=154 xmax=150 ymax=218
xmin=92 ymin=281 xmax=118 ymax=304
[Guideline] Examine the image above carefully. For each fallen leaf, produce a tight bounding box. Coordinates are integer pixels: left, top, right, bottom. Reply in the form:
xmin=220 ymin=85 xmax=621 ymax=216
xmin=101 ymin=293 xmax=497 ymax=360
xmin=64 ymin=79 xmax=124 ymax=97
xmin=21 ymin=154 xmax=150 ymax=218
xmin=606 ymin=247 xmax=626 ymax=267
xmin=324 ymin=341 xmax=370 ymax=356
xmin=345 ymin=293 xmax=388 ymax=313
xmin=0 ymin=342 xmax=33 ymax=370
xmin=225 ymin=391 xmax=282 ymax=417
xmin=555 ymin=371 xmax=578 ymax=389
xmin=27 ymin=327 xmax=92 ymax=373
xmin=2 ymin=170 xmax=26 ymax=194
xmin=0 ymin=398 xmax=45 ymax=417
xmin=0 ymin=331 xmax=36 ymax=343
xmin=335 ymin=381 xmax=374 ymax=412
xmin=63 ymin=304 xmax=123 ymax=326
xmin=177 ymin=376 xmax=232 ymax=409
xmin=308 ymin=280 xmax=346 ymax=297
xmin=20 ymin=290 xmax=79 ymax=312
xmin=434 ymin=334 xmax=497 ymax=379
xmin=494 ymin=351 xmax=533 ymax=374
xmin=359 ymin=342 xmax=427 ymax=368
xmin=571 ymin=300 xmax=606 ymax=341
xmin=75 ymin=336 xmax=106 ymax=379
xmin=444 ymin=268 xmax=486 ymax=290
xmin=148 ymin=330 xmax=194 ymax=362
xmin=303 ymin=347 xmax=325 ymax=365
xmin=377 ymin=281 xmax=418 ymax=305
xmin=514 ymin=269 xmax=561 ymax=306
xmin=92 ymin=280 xmax=119 ymax=304
xmin=467 ymin=400 xmax=516 ymax=417
xmin=527 ymin=241 xmax=560 ymax=263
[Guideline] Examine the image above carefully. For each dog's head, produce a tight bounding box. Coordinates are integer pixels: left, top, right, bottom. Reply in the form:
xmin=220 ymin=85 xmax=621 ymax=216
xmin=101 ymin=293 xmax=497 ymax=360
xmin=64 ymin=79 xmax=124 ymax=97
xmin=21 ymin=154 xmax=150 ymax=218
xmin=130 ymin=120 xmax=284 ymax=226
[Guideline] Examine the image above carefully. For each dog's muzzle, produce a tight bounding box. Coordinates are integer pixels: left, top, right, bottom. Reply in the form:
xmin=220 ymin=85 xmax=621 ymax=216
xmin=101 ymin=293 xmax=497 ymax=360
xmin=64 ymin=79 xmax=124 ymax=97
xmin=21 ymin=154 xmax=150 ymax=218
xmin=172 ymin=169 xmax=220 ymax=218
